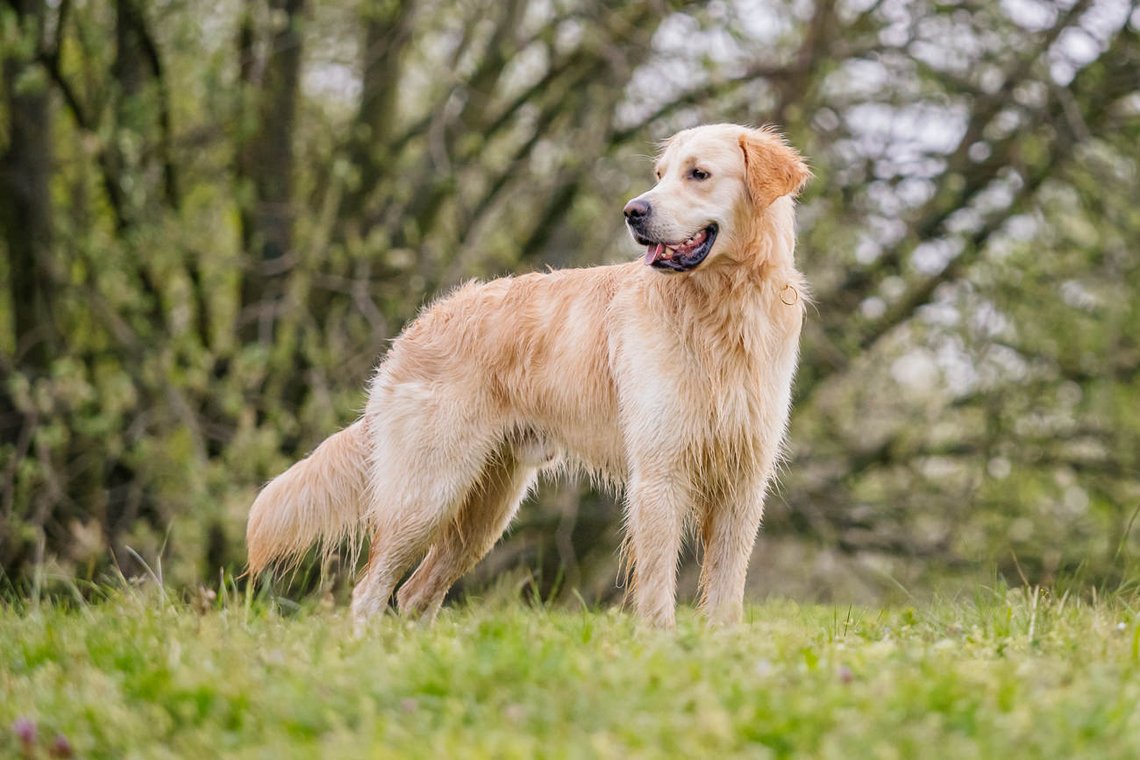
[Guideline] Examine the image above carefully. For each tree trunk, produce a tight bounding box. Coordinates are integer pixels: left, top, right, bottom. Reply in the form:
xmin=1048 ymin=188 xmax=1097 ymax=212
xmin=340 ymin=0 xmax=416 ymax=226
xmin=0 ymin=0 xmax=55 ymax=578
xmin=237 ymin=0 xmax=306 ymax=345
xmin=1 ymin=0 xmax=55 ymax=370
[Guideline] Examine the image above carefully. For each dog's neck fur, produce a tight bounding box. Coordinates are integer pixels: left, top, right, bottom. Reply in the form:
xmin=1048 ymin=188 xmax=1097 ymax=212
xmin=731 ymin=195 xmax=798 ymax=273
xmin=637 ymin=195 xmax=804 ymax=364
xmin=672 ymin=196 xmax=799 ymax=296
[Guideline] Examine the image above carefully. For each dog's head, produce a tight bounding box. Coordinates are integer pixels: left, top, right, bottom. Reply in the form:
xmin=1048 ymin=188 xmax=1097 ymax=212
xmin=624 ymin=124 xmax=810 ymax=273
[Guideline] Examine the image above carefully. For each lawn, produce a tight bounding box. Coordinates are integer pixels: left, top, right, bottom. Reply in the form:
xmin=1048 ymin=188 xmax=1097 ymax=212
xmin=2 ymin=584 xmax=1138 ymax=758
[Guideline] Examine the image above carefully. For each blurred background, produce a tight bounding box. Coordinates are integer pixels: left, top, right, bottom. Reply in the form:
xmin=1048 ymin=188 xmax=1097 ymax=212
xmin=2 ymin=0 xmax=1138 ymax=603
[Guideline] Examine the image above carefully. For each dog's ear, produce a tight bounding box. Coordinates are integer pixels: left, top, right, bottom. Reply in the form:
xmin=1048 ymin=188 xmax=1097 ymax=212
xmin=738 ymin=128 xmax=811 ymax=209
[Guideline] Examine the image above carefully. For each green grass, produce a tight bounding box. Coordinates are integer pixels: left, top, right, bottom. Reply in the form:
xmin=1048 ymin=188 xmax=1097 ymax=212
xmin=2 ymin=584 xmax=1139 ymax=758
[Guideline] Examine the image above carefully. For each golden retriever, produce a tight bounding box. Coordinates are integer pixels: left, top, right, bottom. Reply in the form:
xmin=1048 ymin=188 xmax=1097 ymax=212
xmin=246 ymin=123 xmax=810 ymax=628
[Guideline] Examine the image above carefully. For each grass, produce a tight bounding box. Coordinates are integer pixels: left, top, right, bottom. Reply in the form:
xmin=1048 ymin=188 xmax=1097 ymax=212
xmin=2 ymin=583 xmax=1139 ymax=759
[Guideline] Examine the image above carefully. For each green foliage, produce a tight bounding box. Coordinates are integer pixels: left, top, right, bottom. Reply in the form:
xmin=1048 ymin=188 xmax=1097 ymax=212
xmin=2 ymin=586 xmax=1140 ymax=757
xmin=1 ymin=0 xmax=1138 ymax=598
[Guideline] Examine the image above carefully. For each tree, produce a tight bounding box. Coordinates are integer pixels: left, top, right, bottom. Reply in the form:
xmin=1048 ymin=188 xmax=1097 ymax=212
xmin=1 ymin=0 xmax=1137 ymax=599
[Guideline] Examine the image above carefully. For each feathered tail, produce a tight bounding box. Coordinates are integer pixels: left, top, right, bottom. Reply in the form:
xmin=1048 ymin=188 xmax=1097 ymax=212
xmin=246 ymin=420 xmax=371 ymax=575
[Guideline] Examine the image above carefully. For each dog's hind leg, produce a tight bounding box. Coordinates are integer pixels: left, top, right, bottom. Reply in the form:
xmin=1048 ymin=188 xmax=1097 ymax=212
xmin=350 ymin=499 xmax=451 ymax=630
xmin=349 ymin=409 xmax=496 ymax=630
xmin=396 ymin=450 xmax=537 ymax=621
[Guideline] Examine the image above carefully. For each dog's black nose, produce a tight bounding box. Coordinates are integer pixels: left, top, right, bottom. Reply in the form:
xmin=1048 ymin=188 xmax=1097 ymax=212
xmin=623 ymin=199 xmax=650 ymax=220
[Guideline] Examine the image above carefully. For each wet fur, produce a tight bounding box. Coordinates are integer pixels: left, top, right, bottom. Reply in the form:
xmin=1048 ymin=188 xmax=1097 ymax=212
xmin=246 ymin=124 xmax=811 ymax=629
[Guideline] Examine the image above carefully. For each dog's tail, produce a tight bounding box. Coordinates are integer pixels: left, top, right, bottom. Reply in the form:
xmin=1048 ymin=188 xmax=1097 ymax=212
xmin=246 ymin=420 xmax=371 ymax=576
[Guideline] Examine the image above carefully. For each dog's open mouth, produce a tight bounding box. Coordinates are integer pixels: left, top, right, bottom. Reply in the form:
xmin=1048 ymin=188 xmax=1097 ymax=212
xmin=637 ymin=225 xmax=718 ymax=272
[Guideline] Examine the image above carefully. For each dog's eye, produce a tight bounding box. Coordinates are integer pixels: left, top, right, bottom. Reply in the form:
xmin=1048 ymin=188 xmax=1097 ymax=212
xmin=689 ymin=168 xmax=710 ymax=181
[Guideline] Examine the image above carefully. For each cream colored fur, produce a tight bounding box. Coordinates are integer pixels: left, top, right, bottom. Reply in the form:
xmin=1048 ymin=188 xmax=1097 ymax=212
xmin=246 ymin=420 xmax=371 ymax=574
xmin=246 ymin=124 xmax=811 ymax=629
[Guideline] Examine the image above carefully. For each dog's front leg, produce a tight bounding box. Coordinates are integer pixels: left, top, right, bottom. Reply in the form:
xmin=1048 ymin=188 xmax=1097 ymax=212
xmin=626 ymin=476 xmax=689 ymax=628
xmin=698 ymin=479 xmax=768 ymax=626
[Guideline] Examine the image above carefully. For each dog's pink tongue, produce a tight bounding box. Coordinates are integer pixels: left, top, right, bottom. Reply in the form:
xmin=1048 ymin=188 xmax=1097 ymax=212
xmin=644 ymin=243 xmax=664 ymax=265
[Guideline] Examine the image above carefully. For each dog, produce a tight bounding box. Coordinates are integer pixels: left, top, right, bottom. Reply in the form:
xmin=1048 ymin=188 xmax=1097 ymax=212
xmin=246 ymin=123 xmax=810 ymax=628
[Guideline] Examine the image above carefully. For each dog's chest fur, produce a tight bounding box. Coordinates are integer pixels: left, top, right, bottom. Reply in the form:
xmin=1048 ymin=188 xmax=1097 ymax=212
xmin=610 ymin=267 xmax=804 ymax=481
